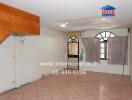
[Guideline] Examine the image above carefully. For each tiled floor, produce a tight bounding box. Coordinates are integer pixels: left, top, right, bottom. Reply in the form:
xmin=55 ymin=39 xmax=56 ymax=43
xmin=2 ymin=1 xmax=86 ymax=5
xmin=0 ymin=72 xmax=132 ymax=100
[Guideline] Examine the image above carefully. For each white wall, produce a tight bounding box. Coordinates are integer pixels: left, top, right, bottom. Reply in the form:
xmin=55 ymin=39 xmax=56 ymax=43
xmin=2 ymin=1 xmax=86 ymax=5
xmin=0 ymin=27 xmax=66 ymax=93
xmin=0 ymin=36 xmax=15 ymax=93
xmin=130 ymin=27 xmax=132 ymax=81
xmin=80 ymin=28 xmax=129 ymax=75
xmin=16 ymin=27 xmax=66 ymax=87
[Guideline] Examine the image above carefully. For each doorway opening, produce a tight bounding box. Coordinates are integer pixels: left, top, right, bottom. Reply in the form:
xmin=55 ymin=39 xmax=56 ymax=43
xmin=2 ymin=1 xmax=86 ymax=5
xmin=67 ymin=37 xmax=79 ymax=70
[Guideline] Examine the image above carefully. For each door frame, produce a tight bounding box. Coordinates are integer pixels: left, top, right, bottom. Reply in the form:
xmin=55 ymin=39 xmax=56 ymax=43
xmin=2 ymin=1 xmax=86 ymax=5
xmin=67 ymin=36 xmax=79 ymax=70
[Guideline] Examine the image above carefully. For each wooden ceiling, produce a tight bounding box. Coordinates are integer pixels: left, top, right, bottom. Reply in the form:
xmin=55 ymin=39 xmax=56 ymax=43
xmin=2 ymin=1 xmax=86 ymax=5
xmin=0 ymin=3 xmax=40 ymax=43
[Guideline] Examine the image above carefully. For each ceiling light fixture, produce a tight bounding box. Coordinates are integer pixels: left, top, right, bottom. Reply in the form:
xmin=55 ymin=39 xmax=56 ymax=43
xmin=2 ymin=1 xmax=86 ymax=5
xmin=101 ymin=18 xmax=111 ymax=23
xmin=102 ymin=18 xmax=106 ymax=21
xmin=107 ymin=19 xmax=111 ymax=23
xmin=60 ymin=24 xmax=66 ymax=28
xmin=60 ymin=22 xmax=69 ymax=28
xmin=65 ymin=22 xmax=69 ymax=25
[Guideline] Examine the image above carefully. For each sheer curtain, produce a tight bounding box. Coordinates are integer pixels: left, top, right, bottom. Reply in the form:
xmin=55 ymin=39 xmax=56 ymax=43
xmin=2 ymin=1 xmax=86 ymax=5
xmin=82 ymin=38 xmax=100 ymax=63
xmin=108 ymin=37 xmax=128 ymax=65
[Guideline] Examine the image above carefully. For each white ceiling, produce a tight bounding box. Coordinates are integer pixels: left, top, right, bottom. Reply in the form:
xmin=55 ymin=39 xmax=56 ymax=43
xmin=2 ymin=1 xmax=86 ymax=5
xmin=1 ymin=0 xmax=132 ymax=32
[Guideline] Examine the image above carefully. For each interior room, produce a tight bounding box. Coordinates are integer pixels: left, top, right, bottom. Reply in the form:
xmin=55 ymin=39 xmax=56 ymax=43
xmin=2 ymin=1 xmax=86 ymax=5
xmin=0 ymin=0 xmax=132 ymax=100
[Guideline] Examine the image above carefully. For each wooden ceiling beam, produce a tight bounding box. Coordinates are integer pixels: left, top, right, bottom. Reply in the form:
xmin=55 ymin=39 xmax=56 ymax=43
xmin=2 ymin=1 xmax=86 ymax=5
xmin=0 ymin=3 xmax=40 ymax=43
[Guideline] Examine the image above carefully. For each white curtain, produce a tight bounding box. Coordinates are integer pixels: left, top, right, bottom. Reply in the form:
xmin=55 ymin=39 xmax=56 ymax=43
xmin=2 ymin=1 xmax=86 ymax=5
xmin=108 ymin=37 xmax=128 ymax=65
xmin=82 ymin=38 xmax=100 ymax=63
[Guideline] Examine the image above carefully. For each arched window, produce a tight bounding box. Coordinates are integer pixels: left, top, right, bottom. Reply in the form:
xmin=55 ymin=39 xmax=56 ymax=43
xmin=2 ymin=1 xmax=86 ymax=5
xmin=96 ymin=32 xmax=116 ymax=60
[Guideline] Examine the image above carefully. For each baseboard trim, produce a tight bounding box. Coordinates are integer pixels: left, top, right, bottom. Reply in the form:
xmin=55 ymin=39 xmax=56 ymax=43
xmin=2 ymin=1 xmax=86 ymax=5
xmin=0 ymin=87 xmax=16 ymax=95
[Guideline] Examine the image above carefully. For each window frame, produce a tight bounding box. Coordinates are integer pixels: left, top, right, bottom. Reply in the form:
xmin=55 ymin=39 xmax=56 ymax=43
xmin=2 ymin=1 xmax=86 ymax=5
xmin=100 ymin=41 xmax=108 ymax=60
xmin=95 ymin=31 xmax=117 ymax=60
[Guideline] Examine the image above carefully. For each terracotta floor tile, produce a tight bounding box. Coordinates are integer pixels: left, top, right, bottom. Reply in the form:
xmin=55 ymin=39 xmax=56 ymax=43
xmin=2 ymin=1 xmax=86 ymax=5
xmin=0 ymin=71 xmax=132 ymax=100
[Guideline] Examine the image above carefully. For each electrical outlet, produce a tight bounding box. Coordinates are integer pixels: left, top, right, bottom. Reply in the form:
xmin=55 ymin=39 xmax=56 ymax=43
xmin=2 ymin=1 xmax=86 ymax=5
xmin=12 ymin=81 xmax=15 ymax=83
xmin=12 ymin=81 xmax=16 ymax=85
xmin=12 ymin=81 xmax=16 ymax=87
